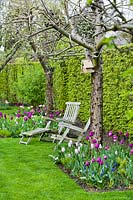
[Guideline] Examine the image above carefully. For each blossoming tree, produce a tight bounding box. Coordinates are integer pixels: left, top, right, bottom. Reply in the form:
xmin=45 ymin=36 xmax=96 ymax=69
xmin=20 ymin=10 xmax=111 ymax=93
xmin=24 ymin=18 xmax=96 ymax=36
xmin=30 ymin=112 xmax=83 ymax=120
xmin=38 ymin=0 xmax=133 ymax=141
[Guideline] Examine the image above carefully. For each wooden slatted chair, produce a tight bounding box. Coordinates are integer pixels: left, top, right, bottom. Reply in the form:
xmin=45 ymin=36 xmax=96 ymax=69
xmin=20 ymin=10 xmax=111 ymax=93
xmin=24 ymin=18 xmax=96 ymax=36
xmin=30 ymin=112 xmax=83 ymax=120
xmin=51 ymin=117 xmax=90 ymax=144
xmin=19 ymin=102 xmax=81 ymax=145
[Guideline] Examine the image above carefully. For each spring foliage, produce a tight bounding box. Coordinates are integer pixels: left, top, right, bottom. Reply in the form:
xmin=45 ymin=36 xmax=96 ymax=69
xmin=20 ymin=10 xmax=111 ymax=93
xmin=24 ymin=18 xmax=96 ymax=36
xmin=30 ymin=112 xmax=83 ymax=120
xmin=0 ymin=46 xmax=132 ymax=133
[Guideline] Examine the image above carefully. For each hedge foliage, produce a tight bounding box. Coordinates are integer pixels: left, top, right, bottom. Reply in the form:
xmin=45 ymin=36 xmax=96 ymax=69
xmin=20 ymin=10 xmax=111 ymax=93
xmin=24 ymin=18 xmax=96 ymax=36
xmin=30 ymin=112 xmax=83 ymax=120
xmin=53 ymin=57 xmax=91 ymax=122
xmin=102 ymin=46 xmax=133 ymax=133
xmin=0 ymin=46 xmax=132 ymax=133
xmin=53 ymin=46 xmax=133 ymax=133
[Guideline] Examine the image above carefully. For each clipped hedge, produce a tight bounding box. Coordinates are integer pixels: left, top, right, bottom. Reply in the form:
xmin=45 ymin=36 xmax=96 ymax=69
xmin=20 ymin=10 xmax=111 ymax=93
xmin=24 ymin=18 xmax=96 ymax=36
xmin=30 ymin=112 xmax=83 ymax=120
xmin=103 ymin=46 xmax=133 ymax=133
xmin=53 ymin=45 xmax=133 ymax=133
xmin=53 ymin=57 xmax=91 ymax=122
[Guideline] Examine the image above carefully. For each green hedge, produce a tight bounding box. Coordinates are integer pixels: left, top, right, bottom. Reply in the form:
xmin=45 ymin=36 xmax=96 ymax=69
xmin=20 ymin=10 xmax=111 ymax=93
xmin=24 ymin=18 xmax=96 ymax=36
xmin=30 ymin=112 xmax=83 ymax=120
xmin=103 ymin=46 xmax=133 ymax=133
xmin=53 ymin=46 xmax=133 ymax=133
xmin=53 ymin=57 xmax=91 ymax=122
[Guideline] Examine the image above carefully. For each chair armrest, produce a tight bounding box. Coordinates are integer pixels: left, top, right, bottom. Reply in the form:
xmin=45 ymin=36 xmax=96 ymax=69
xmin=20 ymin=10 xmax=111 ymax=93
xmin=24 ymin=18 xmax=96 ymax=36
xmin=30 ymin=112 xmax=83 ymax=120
xmin=56 ymin=117 xmax=76 ymax=125
xmin=59 ymin=122 xmax=84 ymax=133
xmin=44 ymin=117 xmax=57 ymax=122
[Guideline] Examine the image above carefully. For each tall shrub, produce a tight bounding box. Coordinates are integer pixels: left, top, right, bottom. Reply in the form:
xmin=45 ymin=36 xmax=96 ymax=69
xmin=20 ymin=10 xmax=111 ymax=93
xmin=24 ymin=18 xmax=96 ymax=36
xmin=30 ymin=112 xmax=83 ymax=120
xmin=0 ymin=59 xmax=46 ymax=106
xmin=53 ymin=46 xmax=133 ymax=133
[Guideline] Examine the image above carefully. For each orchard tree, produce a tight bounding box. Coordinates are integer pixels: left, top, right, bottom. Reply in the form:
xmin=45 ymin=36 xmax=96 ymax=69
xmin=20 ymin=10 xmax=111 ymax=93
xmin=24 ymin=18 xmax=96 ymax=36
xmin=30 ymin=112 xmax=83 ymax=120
xmin=0 ymin=0 xmax=76 ymax=112
xmin=39 ymin=0 xmax=133 ymax=141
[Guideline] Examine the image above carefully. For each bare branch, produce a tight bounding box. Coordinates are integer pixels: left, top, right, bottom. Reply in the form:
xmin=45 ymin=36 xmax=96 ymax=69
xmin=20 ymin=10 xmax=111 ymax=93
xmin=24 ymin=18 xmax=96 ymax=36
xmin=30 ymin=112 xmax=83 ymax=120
xmin=107 ymin=0 xmax=127 ymax=22
xmin=49 ymin=44 xmax=80 ymax=57
xmin=28 ymin=26 xmax=53 ymax=38
xmin=0 ymin=41 xmax=21 ymax=72
xmin=48 ymin=22 xmax=94 ymax=52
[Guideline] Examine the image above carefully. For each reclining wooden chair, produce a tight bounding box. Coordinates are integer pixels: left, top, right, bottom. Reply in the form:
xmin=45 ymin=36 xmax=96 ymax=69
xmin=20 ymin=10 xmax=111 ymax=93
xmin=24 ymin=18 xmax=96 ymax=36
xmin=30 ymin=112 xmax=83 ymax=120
xmin=19 ymin=102 xmax=81 ymax=145
xmin=51 ymin=117 xmax=90 ymax=144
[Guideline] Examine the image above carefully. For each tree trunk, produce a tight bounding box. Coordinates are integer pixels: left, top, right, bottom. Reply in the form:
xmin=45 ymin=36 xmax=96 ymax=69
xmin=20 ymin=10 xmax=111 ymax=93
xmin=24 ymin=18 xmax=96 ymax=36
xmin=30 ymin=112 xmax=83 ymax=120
xmin=44 ymin=67 xmax=54 ymax=113
xmin=29 ymin=40 xmax=54 ymax=113
xmin=90 ymin=0 xmax=104 ymax=142
xmin=90 ymin=57 xmax=103 ymax=143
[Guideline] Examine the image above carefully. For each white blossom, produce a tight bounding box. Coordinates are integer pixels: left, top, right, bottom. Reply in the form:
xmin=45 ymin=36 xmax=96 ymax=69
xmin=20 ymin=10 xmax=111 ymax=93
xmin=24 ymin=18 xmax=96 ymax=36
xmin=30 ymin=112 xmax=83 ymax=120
xmin=75 ymin=142 xmax=79 ymax=147
xmin=61 ymin=147 xmax=65 ymax=152
xmin=75 ymin=148 xmax=79 ymax=154
xmin=68 ymin=153 xmax=71 ymax=157
xmin=99 ymin=144 xmax=102 ymax=149
xmin=68 ymin=140 xmax=73 ymax=147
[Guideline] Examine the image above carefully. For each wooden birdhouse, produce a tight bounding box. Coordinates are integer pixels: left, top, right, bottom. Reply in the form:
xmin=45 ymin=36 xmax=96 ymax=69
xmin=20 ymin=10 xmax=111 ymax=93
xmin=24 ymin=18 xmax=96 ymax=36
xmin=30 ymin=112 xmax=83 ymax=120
xmin=81 ymin=59 xmax=94 ymax=73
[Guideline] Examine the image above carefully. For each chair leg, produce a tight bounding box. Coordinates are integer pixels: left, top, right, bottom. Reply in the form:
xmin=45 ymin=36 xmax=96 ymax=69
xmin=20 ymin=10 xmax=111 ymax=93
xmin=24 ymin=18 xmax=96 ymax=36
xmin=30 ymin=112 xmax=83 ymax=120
xmin=40 ymin=132 xmax=45 ymax=141
xmin=58 ymin=128 xmax=70 ymax=144
xmin=19 ymin=136 xmax=32 ymax=145
xmin=77 ymin=134 xmax=82 ymax=143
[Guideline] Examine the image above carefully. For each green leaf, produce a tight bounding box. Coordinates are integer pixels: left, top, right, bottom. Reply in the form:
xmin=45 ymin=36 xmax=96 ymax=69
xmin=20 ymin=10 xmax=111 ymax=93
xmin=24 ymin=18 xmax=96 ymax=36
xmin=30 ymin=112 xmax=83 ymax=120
xmin=87 ymin=0 xmax=93 ymax=5
xmin=102 ymin=36 xmax=116 ymax=44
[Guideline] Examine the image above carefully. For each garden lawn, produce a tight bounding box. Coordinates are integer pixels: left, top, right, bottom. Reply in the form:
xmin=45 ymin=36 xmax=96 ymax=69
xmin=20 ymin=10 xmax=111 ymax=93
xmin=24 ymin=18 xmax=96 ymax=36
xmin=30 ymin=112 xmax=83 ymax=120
xmin=0 ymin=138 xmax=132 ymax=200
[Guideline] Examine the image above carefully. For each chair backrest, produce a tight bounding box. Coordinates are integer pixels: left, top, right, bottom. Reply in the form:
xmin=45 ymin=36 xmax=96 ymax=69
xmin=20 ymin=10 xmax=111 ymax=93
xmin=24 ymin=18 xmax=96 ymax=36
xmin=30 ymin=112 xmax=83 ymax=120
xmin=62 ymin=102 xmax=81 ymax=123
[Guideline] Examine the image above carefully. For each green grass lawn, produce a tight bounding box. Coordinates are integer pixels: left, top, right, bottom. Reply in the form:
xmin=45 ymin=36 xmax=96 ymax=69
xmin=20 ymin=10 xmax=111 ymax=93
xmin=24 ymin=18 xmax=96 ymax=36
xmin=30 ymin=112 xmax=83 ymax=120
xmin=0 ymin=105 xmax=18 ymax=115
xmin=0 ymin=138 xmax=133 ymax=200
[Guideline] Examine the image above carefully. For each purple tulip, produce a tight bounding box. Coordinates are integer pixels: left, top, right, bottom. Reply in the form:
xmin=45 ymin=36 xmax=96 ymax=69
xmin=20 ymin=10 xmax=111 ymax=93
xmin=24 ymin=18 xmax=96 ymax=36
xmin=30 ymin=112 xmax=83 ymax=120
xmin=85 ymin=161 xmax=90 ymax=166
xmin=0 ymin=112 xmax=3 ymax=118
xmin=99 ymin=160 xmax=104 ymax=165
xmin=28 ymin=112 xmax=32 ymax=119
xmin=125 ymin=132 xmax=129 ymax=138
xmin=113 ymin=135 xmax=118 ymax=142
xmin=86 ymin=135 xmax=90 ymax=141
xmin=108 ymin=131 xmax=113 ymax=137
xmin=104 ymin=155 xmax=108 ymax=160
xmin=95 ymin=143 xmax=99 ymax=149
xmin=96 ymin=157 xmax=101 ymax=163
xmin=91 ymin=158 xmax=95 ymax=163
xmin=89 ymin=131 xmax=94 ymax=137
xmin=92 ymin=139 xmax=97 ymax=144
xmin=49 ymin=113 xmax=54 ymax=118
xmin=130 ymin=149 xmax=133 ymax=155
xmin=4 ymin=114 xmax=6 ymax=119
xmin=24 ymin=116 xmax=28 ymax=121
xmin=129 ymin=143 xmax=133 ymax=148
xmin=10 ymin=116 xmax=13 ymax=120
xmin=55 ymin=111 xmax=60 ymax=116
xmin=119 ymin=139 xmax=124 ymax=145
xmin=105 ymin=145 xmax=109 ymax=150
xmin=118 ymin=131 xmax=123 ymax=135
xmin=16 ymin=113 xmax=21 ymax=118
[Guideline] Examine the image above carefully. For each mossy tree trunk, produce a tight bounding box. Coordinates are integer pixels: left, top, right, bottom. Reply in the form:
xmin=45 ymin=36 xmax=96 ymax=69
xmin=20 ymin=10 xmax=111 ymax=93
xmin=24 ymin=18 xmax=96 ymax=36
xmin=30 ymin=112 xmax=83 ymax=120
xmin=44 ymin=67 xmax=54 ymax=114
xmin=90 ymin=57 xmax=103 ymax=142
xmin=29 ymin=40 xmax=54 ymax=113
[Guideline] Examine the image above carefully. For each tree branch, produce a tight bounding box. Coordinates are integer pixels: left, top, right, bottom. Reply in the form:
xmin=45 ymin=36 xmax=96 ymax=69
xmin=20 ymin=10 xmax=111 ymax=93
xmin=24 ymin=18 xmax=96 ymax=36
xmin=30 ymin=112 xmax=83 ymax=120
xmin=48 ymin=22 xmax=94 ymax=52
xmin=28 ymin=26 xmax=53 ymax=38
xmin=0 ymin=41 xmax=21 ymax=72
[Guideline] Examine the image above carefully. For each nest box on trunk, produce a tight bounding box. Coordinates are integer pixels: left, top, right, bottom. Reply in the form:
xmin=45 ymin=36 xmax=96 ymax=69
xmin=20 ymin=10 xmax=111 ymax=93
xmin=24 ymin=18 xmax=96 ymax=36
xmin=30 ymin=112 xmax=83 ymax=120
xmin=81 ymin=59 xmax=94 ymax=73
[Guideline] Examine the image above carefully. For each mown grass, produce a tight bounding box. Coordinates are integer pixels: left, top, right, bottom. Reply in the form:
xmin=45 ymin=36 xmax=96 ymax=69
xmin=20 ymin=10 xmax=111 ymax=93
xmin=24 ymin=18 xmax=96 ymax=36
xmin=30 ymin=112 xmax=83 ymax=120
xmin=0 ymin=138 xmax=133 ymax=200
xmin=0 ymin=105 xmax=18 ymax=115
